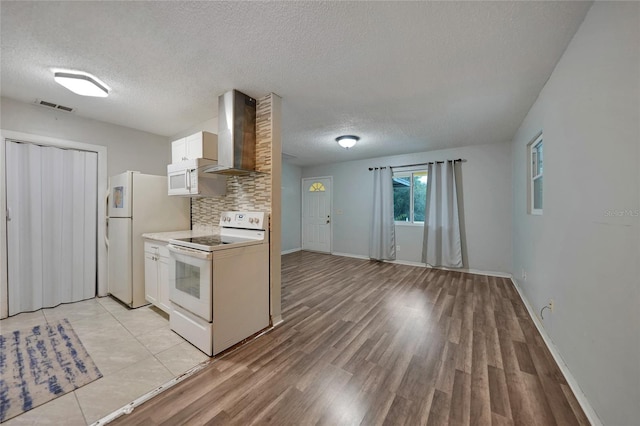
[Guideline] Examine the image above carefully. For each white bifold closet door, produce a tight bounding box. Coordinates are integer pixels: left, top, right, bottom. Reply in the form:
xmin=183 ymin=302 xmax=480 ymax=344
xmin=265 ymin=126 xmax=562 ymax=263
xmin=6 ymin=141 xmax=98 ymax=315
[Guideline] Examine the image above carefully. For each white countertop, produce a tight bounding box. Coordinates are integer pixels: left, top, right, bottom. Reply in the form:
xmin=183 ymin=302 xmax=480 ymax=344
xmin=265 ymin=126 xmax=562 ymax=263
xmin=141 ymin=229 xmax=212 ymax=243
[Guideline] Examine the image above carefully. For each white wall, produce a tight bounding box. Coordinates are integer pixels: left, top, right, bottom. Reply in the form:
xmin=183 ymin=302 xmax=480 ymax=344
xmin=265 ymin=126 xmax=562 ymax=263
xmin=170 ymin=116 xmax=218 ymax=140
xmin=1 ymin=97 xmax=171 ymax=176
xmin=511 ymin=3 xmax=639 ymax=424
xmin=281 ymin=160 xmax=302 ymax=252
xmin=303 ymin=142 xmax=512 ymax=274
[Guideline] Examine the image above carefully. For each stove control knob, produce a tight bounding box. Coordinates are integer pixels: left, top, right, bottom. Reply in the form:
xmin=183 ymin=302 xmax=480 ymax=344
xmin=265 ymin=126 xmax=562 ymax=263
xmin=249 ymin=218 xmax=255 ymax=224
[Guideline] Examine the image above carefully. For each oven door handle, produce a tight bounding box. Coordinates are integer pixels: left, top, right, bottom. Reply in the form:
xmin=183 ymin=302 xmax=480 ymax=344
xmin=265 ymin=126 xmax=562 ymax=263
xmin=167 ymin=244 xmax=213 ymax=260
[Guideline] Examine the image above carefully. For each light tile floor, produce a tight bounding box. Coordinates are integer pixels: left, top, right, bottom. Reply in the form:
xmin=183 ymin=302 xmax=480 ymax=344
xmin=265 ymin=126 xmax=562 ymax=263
xmin=0 ymin=297 xmax=210 ymax=425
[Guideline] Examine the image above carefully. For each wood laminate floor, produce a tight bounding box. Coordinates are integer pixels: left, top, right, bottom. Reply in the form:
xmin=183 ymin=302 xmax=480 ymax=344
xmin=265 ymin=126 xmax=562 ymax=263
xmin=111 ymin=251 xmax=590 ymax=425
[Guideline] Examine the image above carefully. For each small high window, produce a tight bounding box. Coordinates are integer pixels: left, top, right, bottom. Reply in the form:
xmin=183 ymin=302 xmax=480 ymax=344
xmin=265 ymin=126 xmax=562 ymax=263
xmin=393 ymin=171 xmax=428 ymax=223
xmin=529 ymin=134 xmax=543 ymax=214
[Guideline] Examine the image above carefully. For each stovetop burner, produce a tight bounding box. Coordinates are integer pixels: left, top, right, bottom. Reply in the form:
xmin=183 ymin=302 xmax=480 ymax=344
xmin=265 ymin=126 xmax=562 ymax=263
xmin=168 ymin=211 xmax=268 ymax=252
xmin=169 ymin=233 xmax=265 ymax=252
xmin=177 ymin=235 xmax=233 ymax=246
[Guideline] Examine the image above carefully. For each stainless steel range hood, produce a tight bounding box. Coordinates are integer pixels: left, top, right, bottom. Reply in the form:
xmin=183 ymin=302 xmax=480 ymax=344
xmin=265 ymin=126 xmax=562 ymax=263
xmin=204 ymin=90 xmax=256 ymax=175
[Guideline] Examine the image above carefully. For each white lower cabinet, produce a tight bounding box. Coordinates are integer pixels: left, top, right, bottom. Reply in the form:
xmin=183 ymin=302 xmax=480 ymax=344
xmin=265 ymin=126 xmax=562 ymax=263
xmin=157 ymin=255 xmax=171 ymax=313
xmin=144 ymin=251 xmax=159 ymax=305
xmin=144 ymin=241 xmax=171 ymax=314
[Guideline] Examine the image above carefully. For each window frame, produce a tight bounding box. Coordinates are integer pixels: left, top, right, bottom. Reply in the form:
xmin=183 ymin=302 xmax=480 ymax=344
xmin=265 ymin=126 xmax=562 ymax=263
xmin=528 ymin=133 xmax=543 ymax=215
xmin=393 ymin=169 xmax=428 ymax=226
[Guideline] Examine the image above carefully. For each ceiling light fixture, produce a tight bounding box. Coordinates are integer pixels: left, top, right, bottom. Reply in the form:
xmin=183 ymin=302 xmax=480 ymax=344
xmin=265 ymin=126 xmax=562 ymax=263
xmin=336 ymin=135 xmax=359 ymax=149
xmin=54 ymin=71 xmax=109 ymax=97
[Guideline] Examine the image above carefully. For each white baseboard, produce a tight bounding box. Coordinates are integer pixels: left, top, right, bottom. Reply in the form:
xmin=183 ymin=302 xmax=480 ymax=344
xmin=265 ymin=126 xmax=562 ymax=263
xmin=510 ymin=278 xmax=602 ymax=426
xmin=331 ymin=252 xmax=369 ymax=260
xmin=391 ymin=259 xmax=512 ymax=278
xmin=331 ymin=252 xmax=511 ymax=279
xmin=271 ymin=315 xmax=283 ymax=327
xmin=387 ymin=259 xmax=426 ymax=267
xmin=281 ymin=247 xmax=302 ymax=255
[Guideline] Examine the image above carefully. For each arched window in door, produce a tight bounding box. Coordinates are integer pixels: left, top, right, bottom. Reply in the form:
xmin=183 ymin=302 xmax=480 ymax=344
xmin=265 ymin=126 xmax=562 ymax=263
xmin=309 ymin=182 xmax=326 ymax=192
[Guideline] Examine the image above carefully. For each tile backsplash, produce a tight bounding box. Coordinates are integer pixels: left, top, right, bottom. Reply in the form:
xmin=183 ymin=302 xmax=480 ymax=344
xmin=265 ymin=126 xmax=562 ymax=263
xmin=191 ymin=94 xmax=273 ymax=227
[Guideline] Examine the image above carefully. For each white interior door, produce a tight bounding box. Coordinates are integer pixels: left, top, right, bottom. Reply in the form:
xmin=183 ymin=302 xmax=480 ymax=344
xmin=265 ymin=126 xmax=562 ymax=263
xmin=6 ymin=141 xmax=98 ymax=315
xmin=302 ymin=177 xmax=332 ymax=253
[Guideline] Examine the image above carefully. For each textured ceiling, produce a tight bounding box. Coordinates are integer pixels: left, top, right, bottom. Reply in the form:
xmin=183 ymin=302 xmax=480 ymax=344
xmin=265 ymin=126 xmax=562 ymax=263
xmin=1 ymin=1 xmax=591 ymax=166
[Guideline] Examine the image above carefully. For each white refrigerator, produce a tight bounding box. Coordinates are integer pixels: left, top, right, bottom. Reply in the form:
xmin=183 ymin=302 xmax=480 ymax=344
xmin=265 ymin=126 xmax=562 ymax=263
xmin=107 ymin=171 xmax=190 ymax=308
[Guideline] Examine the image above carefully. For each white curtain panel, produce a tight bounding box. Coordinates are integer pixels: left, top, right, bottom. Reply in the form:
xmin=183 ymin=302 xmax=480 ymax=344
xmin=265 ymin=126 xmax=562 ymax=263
xmin=6 ymin=141 xmax=97 ymax=315
xmin=369 ymin=167 xmax=396 ymax=261
xmin=422 ymin=161 xmax=463 ymax=268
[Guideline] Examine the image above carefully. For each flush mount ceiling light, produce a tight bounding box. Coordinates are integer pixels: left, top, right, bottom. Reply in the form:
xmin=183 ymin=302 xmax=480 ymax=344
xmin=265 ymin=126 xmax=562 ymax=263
xmin=336 ymin=135 xmax=359 ymax=149
xmin=54 ymin=71 xmax=109 ymax=97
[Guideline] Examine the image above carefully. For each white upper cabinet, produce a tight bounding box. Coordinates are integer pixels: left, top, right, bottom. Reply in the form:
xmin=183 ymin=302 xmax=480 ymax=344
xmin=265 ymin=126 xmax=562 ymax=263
xmin=171 ymin=138 xmax=187 ymax=163
xmin=171 ymin=131 xmax=218 ymax=163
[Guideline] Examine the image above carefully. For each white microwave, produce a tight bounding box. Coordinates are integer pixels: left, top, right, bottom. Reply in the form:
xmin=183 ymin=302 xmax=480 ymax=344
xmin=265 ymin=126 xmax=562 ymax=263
xmin=167 ymin=158 xmax=227 ymax=197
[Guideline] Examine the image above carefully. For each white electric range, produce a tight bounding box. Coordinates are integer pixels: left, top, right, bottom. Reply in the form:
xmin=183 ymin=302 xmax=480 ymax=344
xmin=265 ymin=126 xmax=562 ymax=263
xmin=167 ymin=211 xmax=270 ymax=356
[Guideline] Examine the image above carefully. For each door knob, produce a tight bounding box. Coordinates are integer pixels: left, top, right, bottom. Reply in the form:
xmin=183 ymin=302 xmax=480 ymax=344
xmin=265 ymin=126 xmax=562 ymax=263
xmin=326 ymin=219 xmax=330 ymax=224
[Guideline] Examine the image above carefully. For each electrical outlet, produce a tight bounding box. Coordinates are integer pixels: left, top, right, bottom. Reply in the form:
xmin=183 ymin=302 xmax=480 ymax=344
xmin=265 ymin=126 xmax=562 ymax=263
xmin=549 ymin=299 xmax=554 ymax=312
xmin=521 ymin=269 xmax=527 ymax=281
xmin=397 ymin=245 xmax=401 ymax=251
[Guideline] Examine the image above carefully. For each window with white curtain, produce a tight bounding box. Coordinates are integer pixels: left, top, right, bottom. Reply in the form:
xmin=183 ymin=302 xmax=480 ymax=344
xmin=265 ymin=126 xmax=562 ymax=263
xmin=529 ymin=134 xmax=543 ymax=215
xmin=393 ymin=170 xmax=428 ymax=224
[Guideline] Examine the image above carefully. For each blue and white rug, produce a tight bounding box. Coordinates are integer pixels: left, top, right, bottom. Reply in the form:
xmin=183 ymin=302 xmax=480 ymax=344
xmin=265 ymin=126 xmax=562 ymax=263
xmin=0 ymin=318 xmax=102 ymax=422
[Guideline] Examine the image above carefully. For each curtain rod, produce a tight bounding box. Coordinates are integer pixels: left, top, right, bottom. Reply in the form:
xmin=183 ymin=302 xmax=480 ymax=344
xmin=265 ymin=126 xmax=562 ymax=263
xmin=368 ymin=158 xmax=466 ymax=171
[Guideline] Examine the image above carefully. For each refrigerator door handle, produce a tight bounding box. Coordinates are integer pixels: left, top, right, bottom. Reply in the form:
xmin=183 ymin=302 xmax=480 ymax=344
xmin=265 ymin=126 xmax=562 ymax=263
xmin=104 ymin=189 xmax=110 ymax=249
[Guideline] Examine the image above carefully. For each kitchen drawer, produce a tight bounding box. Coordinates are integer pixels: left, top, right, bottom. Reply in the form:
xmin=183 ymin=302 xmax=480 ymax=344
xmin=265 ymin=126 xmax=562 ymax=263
xmin=144 ymin=241 xmax=162 ymax=254
xmin=170 ymin=304 xmax=212 ymax=356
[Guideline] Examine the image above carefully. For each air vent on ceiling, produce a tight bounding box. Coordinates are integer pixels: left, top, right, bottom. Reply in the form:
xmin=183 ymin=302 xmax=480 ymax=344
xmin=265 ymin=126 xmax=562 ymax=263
xmin=34 ymin=99 xmax=75 ymax=113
